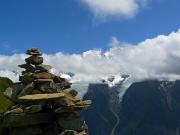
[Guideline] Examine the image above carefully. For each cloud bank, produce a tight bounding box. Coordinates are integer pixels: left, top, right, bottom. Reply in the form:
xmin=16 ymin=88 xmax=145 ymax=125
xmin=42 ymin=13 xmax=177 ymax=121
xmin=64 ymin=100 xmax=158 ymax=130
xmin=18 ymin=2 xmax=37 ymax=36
xmin=79 ymin=0 xmax=148 ymax=20
xmin=1 ymin=29 xmax=180 ymax=95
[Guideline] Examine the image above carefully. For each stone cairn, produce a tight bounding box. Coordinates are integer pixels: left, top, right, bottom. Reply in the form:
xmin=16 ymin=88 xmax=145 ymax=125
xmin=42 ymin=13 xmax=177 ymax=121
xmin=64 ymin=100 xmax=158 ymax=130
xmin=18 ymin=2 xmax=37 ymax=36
xmin=1 ymin=48 xmax=91 ymax=135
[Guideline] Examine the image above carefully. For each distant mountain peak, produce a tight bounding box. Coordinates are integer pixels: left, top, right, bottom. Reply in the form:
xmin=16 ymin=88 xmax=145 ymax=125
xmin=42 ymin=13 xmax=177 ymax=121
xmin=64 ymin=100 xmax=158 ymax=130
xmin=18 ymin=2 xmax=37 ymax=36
xmin=102 ymin=74 xmax=130 ymax=87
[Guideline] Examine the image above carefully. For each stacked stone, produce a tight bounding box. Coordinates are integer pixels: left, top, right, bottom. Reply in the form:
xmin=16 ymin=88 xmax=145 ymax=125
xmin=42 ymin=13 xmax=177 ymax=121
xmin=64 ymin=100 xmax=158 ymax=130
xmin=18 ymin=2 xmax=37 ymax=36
xmin=1 ymin=48 xmax=91 ymax=135
xmin=18 ymin=48 xmax=71 ymax=95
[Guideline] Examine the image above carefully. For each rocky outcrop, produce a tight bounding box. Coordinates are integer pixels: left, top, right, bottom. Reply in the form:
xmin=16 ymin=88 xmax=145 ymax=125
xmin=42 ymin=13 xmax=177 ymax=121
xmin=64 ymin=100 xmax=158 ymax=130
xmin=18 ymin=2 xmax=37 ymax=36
xmin=83 ymin=84 xmax=116 ymax=135
xmin=0 ymin=48 xmax=91 ymax=135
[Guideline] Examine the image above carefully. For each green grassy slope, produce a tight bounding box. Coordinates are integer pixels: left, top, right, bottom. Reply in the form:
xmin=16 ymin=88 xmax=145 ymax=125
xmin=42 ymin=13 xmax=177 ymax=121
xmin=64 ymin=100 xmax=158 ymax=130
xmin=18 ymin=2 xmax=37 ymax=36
xmin=0 ymin=77 xmax=13 ymax=113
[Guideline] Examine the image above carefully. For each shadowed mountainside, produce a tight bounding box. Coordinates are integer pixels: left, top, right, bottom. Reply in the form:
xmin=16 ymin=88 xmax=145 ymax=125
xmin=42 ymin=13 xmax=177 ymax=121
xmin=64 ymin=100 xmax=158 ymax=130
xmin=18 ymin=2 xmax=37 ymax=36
xmin=84 ymin=80 xmax=180 ymax=135
xmin=117 ymin=80 xmax=178 ymax=135
xmin=83 ymin=84 xmax=116 ymax=135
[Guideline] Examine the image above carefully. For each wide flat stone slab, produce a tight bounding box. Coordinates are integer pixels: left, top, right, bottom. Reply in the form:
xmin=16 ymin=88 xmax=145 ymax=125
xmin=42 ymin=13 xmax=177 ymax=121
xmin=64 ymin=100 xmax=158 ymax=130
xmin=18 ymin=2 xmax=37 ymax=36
xmin=18 ymin=93 xmax=65 ymax=101
xmin=18 ymin=64 xmax=36 ymax=72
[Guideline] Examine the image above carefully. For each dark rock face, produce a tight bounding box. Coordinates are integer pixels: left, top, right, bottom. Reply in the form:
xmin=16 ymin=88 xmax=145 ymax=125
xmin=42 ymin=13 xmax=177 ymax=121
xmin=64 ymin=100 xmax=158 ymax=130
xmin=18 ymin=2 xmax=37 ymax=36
xmin=84 ymin=80 xmax=180 ymax=135
xmin=117 ymin=80 xmax=177 ymax=135
xmin=83 ymin=84 xmax=116 ymax=135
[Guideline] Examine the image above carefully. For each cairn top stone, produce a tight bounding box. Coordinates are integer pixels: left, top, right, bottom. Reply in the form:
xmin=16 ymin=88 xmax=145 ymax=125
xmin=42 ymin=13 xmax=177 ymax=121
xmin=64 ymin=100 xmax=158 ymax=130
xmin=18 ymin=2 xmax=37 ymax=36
xmin=26 ymin=48 xmax=42 ymax=56
xmin=31 ymin=48 xmax=38 ymax=51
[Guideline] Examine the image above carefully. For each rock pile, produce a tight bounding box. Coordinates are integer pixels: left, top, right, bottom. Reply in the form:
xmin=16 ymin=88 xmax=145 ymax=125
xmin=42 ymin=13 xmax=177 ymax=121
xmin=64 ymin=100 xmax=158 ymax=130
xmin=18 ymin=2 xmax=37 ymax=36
xmin=1 ymin=48 xmax=91 ymax=135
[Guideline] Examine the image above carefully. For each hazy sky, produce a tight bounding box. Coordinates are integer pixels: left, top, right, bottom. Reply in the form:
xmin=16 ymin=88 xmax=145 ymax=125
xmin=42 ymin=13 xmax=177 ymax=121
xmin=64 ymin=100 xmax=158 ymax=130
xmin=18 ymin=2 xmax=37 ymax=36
xmin=0 ymin=0 xmax=180 ymax=54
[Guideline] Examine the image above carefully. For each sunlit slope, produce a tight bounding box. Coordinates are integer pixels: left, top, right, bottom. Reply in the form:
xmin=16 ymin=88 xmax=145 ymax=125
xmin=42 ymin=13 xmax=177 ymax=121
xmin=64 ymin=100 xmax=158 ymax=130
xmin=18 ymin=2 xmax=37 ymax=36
xmin=0 ymin=77 xmax=13 ymax=113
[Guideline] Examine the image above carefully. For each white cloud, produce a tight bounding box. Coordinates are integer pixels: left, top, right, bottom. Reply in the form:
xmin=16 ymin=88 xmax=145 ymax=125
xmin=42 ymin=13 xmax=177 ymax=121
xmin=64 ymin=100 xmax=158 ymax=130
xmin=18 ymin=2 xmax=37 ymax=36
xmin=1 ymin=29 xmax=180 ymax=96
xmin=79 ymin=0 xmax=148 ymax=20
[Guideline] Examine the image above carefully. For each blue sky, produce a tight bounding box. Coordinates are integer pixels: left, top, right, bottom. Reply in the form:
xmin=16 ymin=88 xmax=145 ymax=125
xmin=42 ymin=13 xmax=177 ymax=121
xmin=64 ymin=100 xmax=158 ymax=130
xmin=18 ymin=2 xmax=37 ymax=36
xmin=0 ymin=0 xmax=180 ymax=55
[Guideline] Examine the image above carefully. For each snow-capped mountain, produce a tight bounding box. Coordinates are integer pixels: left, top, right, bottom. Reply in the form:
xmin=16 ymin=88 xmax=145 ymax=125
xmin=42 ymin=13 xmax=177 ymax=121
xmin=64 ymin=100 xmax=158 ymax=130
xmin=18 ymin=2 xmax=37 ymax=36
xmin=53 ymin=71 xmax=132 ymax=98
xmin=0 ymin=67 xmax=134 ymax=99
xmin=102 ymin=74 xmax=130 ymax=87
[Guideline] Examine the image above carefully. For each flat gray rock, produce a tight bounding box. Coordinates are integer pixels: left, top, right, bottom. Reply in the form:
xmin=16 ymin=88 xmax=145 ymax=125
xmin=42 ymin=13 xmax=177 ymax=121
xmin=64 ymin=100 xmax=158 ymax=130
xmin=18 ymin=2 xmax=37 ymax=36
xmin=18 ymin=64 xmax=36 ymax=72
xmin=18 ymin=83 xmax=34 ymax=97
xmin=4 ymin=84 xmax=23 ymax=102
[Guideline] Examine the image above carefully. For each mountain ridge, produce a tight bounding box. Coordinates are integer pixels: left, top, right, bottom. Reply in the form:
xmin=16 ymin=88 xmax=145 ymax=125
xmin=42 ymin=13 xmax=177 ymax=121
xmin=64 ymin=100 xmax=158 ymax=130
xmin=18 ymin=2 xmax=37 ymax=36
xmin=84 ymin=80 xmax=180 ymax=135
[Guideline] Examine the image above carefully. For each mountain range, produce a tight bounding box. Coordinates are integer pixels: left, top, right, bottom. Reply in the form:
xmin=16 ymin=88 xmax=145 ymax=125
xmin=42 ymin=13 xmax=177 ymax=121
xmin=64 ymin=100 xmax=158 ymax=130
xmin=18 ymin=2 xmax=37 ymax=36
xmin=83 ymin=80 xmax=180 ymax=135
